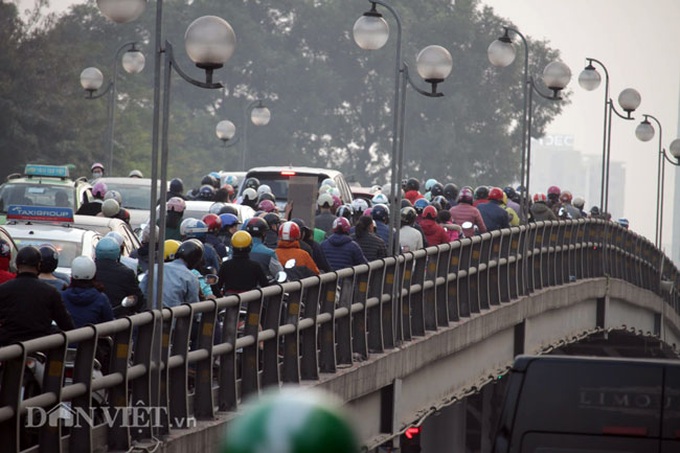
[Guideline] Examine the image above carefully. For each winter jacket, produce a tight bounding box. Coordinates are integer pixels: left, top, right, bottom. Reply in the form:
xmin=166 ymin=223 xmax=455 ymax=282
xmin=205 ymin=233 xmax=228 ymax=259
xmin=477 ymin=201 xmax=511 ymax=231
xmin=404 ymin=190 xmax=424 ymax=205
xmin=321 ymin=234 xmax=368 ymax=271
xmin=61 ymin=286 xmax=114 ymax=328
xmin=275 ymin=240 xmax=320 ymax=275
xmin=399 ymin=225 xmax=423 ymax=252
xmin=303 ymin=238 xmax=332 ymax=273
xmin=351 ymin=232 xmax=387 ymax=262
xmin=251 ymin=238 xmax=284 ymax=279
xmin=449 ymin=203 xmax=487 ymax=237
xmin=0 ymin=273 xmax=75 ymax=346
xmin=418 ymin=219 xmax=450 ymax=246
xmin=218 ymin=253 xmax=269 ymax=294
xmin=140 ymin=259 xmax=199 ymax=308
xmin=96 ymin=259 xmax=146 ymax=316
xmin=374 ymin=221 xmax=391 ymax=246
xmin=530 ymin=202 xmax=557 ymax=222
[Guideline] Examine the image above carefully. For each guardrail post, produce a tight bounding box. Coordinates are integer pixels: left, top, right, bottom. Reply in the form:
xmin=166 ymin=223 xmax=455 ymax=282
xmin=217 ymin=297 xmax=240 ymax=410
xmin=367 ymin=264 xmax=385 ymax=352
xmin=498 ymin=230 xmax=510 ymax=304
xmin=447 ymin=244 xmax=461 ymax=323
xmin=0 ymin=345 xmax=25 ymax=453
xmin=130 ymin=311 xmax=157 ymax=441
xmin=468 ymin=237 xmax=483 ymax=314
xmin=68 ymin=326 xmax=98 ymax=453
xmin=105 ymin=318 xmax=133 ymax=450
xmin=400 ymin=253 xmax=414 ymax=340
xmin=457 ymin=238 xmax=472 ymax=319
xmin=509 ymin=228 xmax=521 ymax=298
xmin=352 ymin=267 xmax=370 ymax=359
xmin=241 ymin=291 xmax=264 ymax=394
xmin=435 ymin=245 xmax=451 ymax=327
xmin=336 ymin=272 xmax=355 ymax=366
xmin=168 ymin=306 xmax=191 ymax=427
xmin=319 ymin=275 xmax=340 ymax=372
xmin=194 ymin=301 xmax=217 ymax=420
xmin=382 ymin=258 xmax=396 ymax=349
xmin=300 ymin=279 xmax=320 ymax=380
xmin=39 ymin=332 xmax=67 ymax=452
xmin=477 ymin=235 xmax=491 ymax=311
xmin=262 ymin=289 xmax=284 ymax=387
xmin=423 ymin=248 xmax=439 ymax=330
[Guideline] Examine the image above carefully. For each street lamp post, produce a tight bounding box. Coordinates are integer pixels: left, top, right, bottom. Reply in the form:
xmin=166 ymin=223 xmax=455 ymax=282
xmin=488 ymin=28 xmax=571 ymax=217
xmin=578 ymin=58 xmax=641 ymax=214
xmin=634 ymin=114 xmax=680 ymax=248
xmin=353 ymin=0 xmax=452 ymax=255
xmin=216 ymin=119 xmax=239 ymax=147
xmin=79 ymin=42 xmax=145 ymax=175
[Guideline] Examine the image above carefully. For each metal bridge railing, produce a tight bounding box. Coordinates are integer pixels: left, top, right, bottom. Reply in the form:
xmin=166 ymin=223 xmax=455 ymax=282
xmin=0 ymin=218 xmax=677 ymax=452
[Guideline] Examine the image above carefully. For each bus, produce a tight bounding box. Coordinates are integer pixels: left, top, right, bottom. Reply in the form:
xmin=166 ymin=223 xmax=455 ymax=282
xmin=493 ymin=355 xmax=680 ymax=453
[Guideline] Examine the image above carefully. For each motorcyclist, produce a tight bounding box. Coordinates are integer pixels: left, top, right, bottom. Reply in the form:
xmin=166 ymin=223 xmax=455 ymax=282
xmin=418 ymin=206 xmax=449 ymax=246
xmin=370 ymin=204 xmax=391 ymax=246
xmin=244 ymin=217 xmax=284 ymax=279
xmin=90 ymin=162 xmax=105 ymax=181
xmin=38 ymin=244 xmax=69 ymax=290
xmin=61 ymin=256 xmax=114 ymax=327
xmin=0 ymin=246 xmax=75 ymax=346
xmin=180 ymin=217 xmax=221 ymax=272
xmin=529 ymin=193 xmax=557 ymax=222
xmin=202 ymin=213 xmax=229 ymax=260
xmin=262 ymin=212 xmax=282 ymax=249
xmin=77 ymin=180 xmax=107 ymax=215
xmin=166 ymin=178 xmax=186 ymax=201
xmin=404 ymin=178 xmax=424 ymax=205
xmin=477 ymin=187 xmax=511 ymax=231
xmin=218 ymin=231 xmax=269 ymax=295
xmin=291 ymin=217 xmax=331 ymax=273
xmin=449 ymin=187 xmax=487 ymax=237
xmin=315 ymin=193 xmax=336 ymax=235
xmin=351 ymin=215 xmax=387 ymax=260
xmin=95 ymin=237 xmax=146 ymax=317
xmin=399 ymin=207 xmax=423 ymax=252
xmin=217 ymin=213 xmax=241 ymax=249
xmin=559 ymin=191 xmax=581 ymax=220
xmin=275 ymin=221 xmax=320 ymax=279
xmin=321 ymin=217 xmax=368 ymax=271
xmin=165 ymin=196 xmax=186 ymax=241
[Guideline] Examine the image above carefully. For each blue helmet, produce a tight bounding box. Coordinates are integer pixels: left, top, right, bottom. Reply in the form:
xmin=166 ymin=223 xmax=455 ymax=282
xmin=219 ymin=213 xmax=240 ymax=229
xmin=95 ymin=237 xmax=121 ymax=261
xmin=413 ymin=198 xmax=430 ymax=214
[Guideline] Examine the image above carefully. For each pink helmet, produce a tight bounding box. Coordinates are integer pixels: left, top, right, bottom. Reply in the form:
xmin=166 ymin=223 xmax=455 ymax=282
xmin=92 ymin=181 xmax=108 ymax=199
xmin=258 ymin=199 xmax=277 ymax=213
xmin=167 ymin=196 xmax=186 ymax=213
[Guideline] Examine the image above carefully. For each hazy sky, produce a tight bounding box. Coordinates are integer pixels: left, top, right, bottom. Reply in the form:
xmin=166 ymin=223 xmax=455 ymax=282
xmin=15 ymin=0 xmax=680 ymax=247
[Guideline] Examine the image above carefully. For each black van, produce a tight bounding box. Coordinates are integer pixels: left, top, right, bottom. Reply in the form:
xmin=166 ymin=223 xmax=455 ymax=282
xmin=493 ymin=355 xmax=680 ymax=453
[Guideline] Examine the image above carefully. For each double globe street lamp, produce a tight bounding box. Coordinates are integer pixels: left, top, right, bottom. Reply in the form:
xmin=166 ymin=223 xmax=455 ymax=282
xmin=215 ymin=100 xmax=271 ymax=169
xmin=634 ymin=114 xmax=680 ymax=249
xmin=79 ymin=42 xmax=145 ymax=175
xmin=354 ymin=0 xmax=453 ymax=256
xmin=578 ymin=59 xmax=641 ymax=214
xmin=488 ymin=28 xmax=571 ymax=217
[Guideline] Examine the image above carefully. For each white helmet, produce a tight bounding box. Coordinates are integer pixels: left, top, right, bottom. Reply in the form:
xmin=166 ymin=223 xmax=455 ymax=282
xmin=371 ymin=193 xmax=388 ymax=205
xmin=104 ymin=190 xmax=123 ymax=205
xmin=101 ymin=199 xmax=120 ymax=217
xmin=351 ymin=198 xmax=369 ymax=215
xmin=257 ymin=184 xmax=272 ymax=196
xmin=71 ymin=255 xmax=97 ymax=280
xmin=369 ymin=185 xmax=382 ymax=194
xmin=318 ymin=184 xmax=332 ymax=194
xmin=105 ymin=231 xmax=125 ymax=247
xmin=242 ymin=188 xmax=258 ymax=201
xmin=321 ymin=178 xmax=336 ymax=188
xmin=317 ymin=193 xmax=334 ymax=208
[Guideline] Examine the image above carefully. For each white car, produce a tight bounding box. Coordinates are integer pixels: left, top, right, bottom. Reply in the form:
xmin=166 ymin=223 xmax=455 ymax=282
xmin=71 ymin=215 xmax=141 ymax=256
xmin=91 ymin=177 xmax=167 ymax=232
xmin=142 ymin=201 xmax=256 ymax=233
xmin=4 ymin=207 xmax=101 ymax=276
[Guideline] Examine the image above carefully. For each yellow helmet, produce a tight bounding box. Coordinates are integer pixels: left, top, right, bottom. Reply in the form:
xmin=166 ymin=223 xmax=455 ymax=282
xmin=231 ymin=230 xmax=252 ymax=252
xmin=164 ymin=239 xmax=181 ymax=262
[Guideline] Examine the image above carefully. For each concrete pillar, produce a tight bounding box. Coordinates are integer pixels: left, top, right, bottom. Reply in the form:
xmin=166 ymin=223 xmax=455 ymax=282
xmin=420 ymin=400 xmax=466 ymax=453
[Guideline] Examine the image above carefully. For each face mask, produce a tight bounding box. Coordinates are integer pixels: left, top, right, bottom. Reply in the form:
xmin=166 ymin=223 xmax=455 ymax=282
xmin=92 ymin=171 xmax=103 ymax=178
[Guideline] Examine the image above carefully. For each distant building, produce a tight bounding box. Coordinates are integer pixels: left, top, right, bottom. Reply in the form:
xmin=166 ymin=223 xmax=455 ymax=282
xmin=529 ymin=134 xmax=624 ymax=217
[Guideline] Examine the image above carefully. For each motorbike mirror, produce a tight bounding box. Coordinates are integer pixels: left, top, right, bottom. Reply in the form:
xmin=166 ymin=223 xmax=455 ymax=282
xmin=121 ymin=295 xmax=138 ymax=308
xmin=276 ymin=271 xmax=287 ymax=283
xmin=205 ymin=274 xmax=219 ymax=285
xmin=284 ymin=259 xmax=297 ymax=269
xmin=461 ymin=221 xmax=473 ymax=229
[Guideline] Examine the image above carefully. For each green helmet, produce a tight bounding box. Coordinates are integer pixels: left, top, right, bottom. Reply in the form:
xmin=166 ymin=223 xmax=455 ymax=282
xmin=221 ymin=388 xmax=360 ymax=453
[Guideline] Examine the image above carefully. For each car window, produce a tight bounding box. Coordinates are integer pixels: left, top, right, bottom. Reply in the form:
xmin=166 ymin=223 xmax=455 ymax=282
xmin=244 ymin=172 xmax=329 ymax=201
xmin=0 ymin=183 xmax=75 ymax=212
xmin=13 ymin=238 xmax=81 ymax=267
xmin=103 ymin=181 xmax=158 ymax=210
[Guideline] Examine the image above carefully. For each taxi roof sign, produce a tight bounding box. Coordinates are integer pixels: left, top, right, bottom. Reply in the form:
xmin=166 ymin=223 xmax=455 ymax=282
xmin=6 ymin=205 xmax=74 ymax=223
xmin=24 ymin=164 xmax=70 ymax=178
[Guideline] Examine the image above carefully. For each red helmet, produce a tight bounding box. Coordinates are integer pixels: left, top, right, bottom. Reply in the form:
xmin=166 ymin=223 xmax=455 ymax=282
xmin=332 ymin=216 xmax=351 ymax=234
xmin=533 ymin=192 xmax=547 ymax=203
xmin=547 ymin=185 xmax=561 ymax=196
xmin=331 ymin=195 xmax=343 ymax=211
xmin=422 ymin=205 xmax=438 ymax=220
xmin=559 ymin=190 xmax=573 ymax=203
xmin=278 ymin=221 xmax=301 ymax=241
xmin=488 ymin=187 xmax=504 ymax=201
xmin=202 ymin=213 xmax=222 ymax=232
xmin=258 ymin=199 xmax=277 ymax=213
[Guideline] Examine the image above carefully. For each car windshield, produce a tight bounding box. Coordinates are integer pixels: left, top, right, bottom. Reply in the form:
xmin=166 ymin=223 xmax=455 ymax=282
xmin=13 ymin=238 xmax=81 ymax=268
xmin=103 ymin=181 xmax=156 ymax=210
xmin=0 ymin=182 xmax=75 ymax=212
xmin=247 ymin=172 xmax=327 ymax=200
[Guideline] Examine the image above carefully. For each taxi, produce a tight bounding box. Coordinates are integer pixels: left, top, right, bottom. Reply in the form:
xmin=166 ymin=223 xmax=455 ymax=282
xmin=0 ymin=164 xmax=92 ymax=224
xmin=3 ymin=205 xmax=100 ymax=276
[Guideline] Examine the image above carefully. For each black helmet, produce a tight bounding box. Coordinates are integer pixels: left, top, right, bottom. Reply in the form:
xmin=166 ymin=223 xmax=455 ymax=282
xmin=170 ymin=178 xmax=184 ymax=194
xmin=290 ymin=218 xmax=310 ymax=237
xmin=245 ymin=217 xmax=268 ymax=238
xmin=218 ymin=205 xmax=239 ymax=216
xmin=244 ymin=177 xmax=260 ymax=190
xmin=263 ymin=213 xmax=281 ymax=228
xmin=371 ymin=204 xmax=389 ymax=222
xmin=405 ymin=178 xmax=420 ymax=192
xmin=257 ymin=192 xmax=276 ymax=204
xmin=201 ymin=175 xmax=219 ymax=189
xmin=199 ymin=184 xmax=215 ymax=200
xmin=39 ymin=244 xmax=59 ymax=273
xmin=176 ymin=239 xmax=204 ymax=270
xmin=430 ymin=182 xmax=444 ymax=197
xmin=336 ymin=204 xmax=354 ymax=220
xmin=474 ymin=186 xmax=489 ymax=200
xmin=16 ymin=246 xmax=41 ymax=268
xmin=503 ymin=186 xmax=518 ymax=202
xmin=432 ymin=195 xmax=449 ymax=210
xmin=400 ymin=199 xmax=413 ymax=209
xmin=400 ymin=206 xmax=416 ymax=225
xmin=443 ymin=183 xmax=459 ymax=201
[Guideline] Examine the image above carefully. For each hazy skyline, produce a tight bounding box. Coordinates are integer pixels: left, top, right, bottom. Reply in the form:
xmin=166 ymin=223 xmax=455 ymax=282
xmin=14 ymin=0 xmax=680 ymax=250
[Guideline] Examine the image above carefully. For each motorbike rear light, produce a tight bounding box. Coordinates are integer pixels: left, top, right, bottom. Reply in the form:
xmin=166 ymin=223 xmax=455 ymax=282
xmin=25 ymin=358 xmax=36 ymax=370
